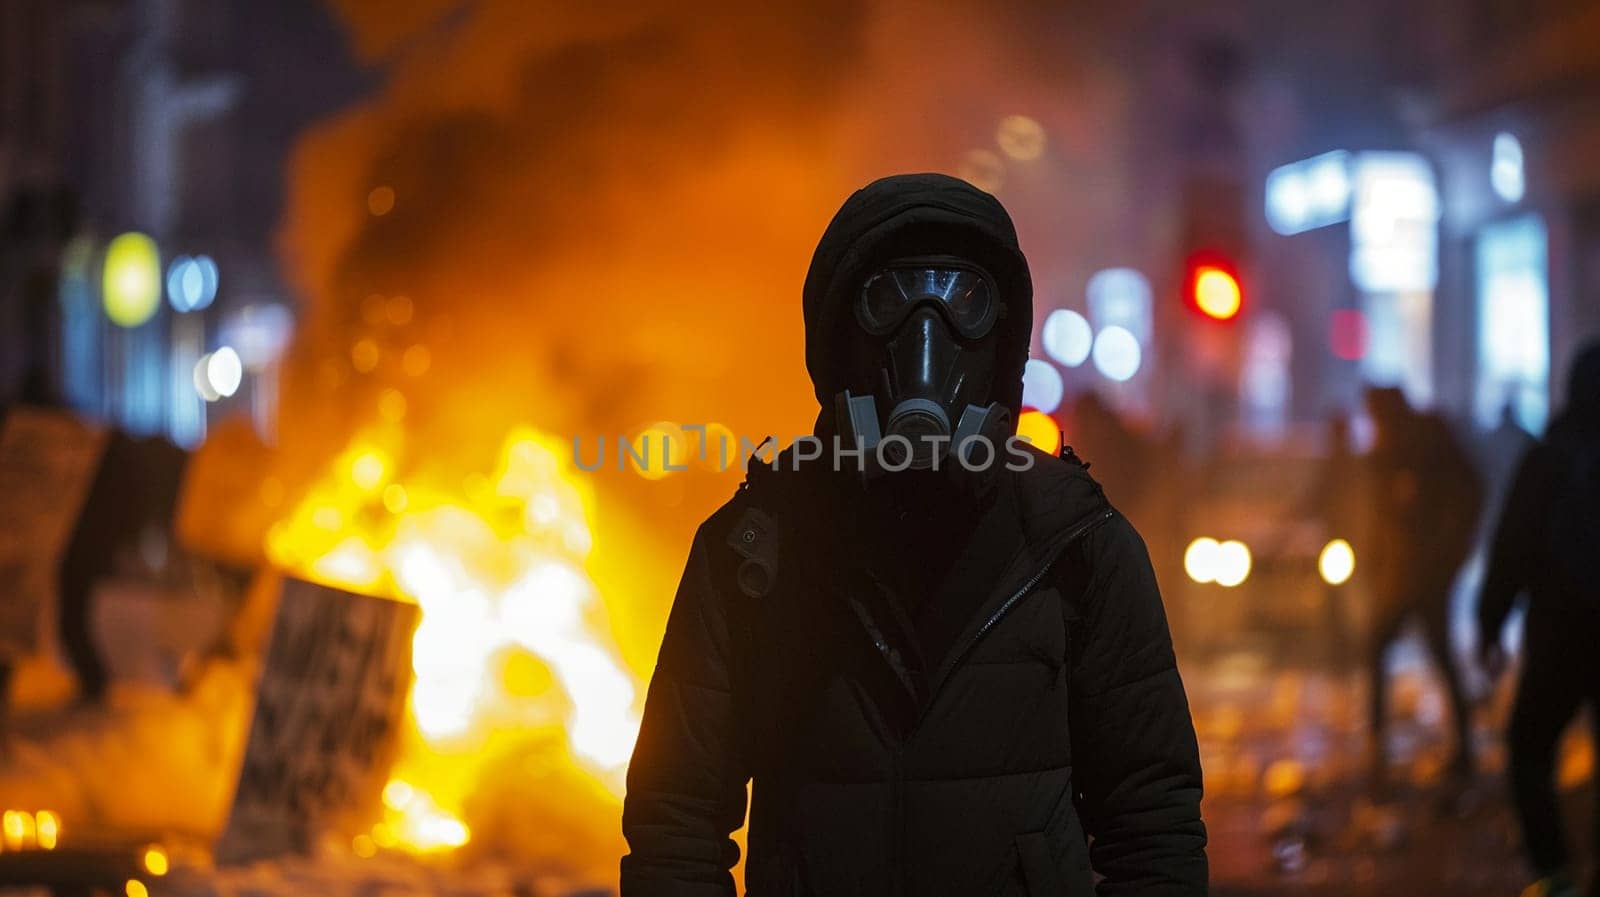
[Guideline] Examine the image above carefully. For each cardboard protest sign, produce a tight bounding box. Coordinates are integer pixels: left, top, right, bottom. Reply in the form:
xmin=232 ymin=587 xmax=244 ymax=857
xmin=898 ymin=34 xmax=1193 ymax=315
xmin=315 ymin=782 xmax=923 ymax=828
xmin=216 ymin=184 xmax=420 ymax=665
xmin=0 ymin=408 xmax=109 ymax=660
xmin=175 ymin=417 xmax=278 ymax=569
xmin=215 ymin=578 xmax=419 ymax=864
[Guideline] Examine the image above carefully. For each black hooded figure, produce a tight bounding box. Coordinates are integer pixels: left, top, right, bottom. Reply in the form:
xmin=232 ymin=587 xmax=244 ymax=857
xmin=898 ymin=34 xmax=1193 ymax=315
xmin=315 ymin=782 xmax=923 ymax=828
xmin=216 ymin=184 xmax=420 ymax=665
xmin=621 ymin=174 xmax=1208 ymax=897
xmin=1478 ymin=340 xmax=1600 ymax=895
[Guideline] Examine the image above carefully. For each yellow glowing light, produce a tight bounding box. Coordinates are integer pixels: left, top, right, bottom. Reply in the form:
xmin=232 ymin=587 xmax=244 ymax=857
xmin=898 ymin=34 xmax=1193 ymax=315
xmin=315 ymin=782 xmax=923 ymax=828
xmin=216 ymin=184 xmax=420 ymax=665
xmin=382 ymin=483 xmax=409 ymax=514
xmin=126 ymin=880 xmax=148 ymax=897
xmin=370 ymin=824 xmax=398 ymax=850
xmin=501 ymin=649 xmax=555 ymax=696
xmin=1015 ymin=410 xmax=1061 ymax=456
xmin=2 ymin=810 xmax=33 ymax=850
xmin=265 ymin=429 xmax=639 ymax=856
xmin=367 ymin=185 xmax=396 ymax=216
xmin=313 ymin=506 xmax=343 ymax=531
xmin=1184 ymin=538 xmax=1220 ymax=584
xmin=1194 ymin=267 xmax=1242 ymax=321
xmin=381 ymin=786 xmax=469 ymax=851
xmin=351 ymin=339 xmax=380 ymax=372
xmin=695 ymin=422 xmax=739 ymax=472
xmin=630 ymin=423 xmax=686 ymax=480
xmin=352 ymin=834 xmax=377 ymax=858
xmin=382 ymin=780 xmax=416 ymax=810
xmin=309 ymin=537 xmax=383 ymax=592
xmin=996 ymin=114 xmax=1047 ymax=161
xmin=1319 ymin=538 xmax=1356 ymax=585
xmin=402 ymin=344 xmax=432 ymax=377
xmin=141 ymin=845 xmax=168 ymax=877
xmin=1263 ymin=759 xmax=1306 ymax=798
xmin=34 ymin=811 xmax=58 ymax=850
xmin=1214 ymin=540 xmax=1252 ymax=587
xmin=959 ymin=148 xmax=1006 ymax=194
xmin=103 ymin=232 xmax=162 ymax=328
xmin=379 ymin=388 xmax=408 ymax=423
xmin=351 ymin=451 xmax=388 ymax=491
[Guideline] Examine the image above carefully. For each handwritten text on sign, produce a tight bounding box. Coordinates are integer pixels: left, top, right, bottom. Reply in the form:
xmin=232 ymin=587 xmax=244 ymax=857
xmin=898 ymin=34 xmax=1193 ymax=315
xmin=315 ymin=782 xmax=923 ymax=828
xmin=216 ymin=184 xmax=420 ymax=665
xmin=217 ymin=578 xmax=418 ymax=863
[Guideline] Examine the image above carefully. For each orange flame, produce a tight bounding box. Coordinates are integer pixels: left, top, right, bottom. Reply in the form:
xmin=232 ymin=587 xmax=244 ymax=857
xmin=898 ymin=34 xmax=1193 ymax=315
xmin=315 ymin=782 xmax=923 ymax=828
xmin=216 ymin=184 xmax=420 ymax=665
xmin=266 ymin=426 xmax=639 ymax=853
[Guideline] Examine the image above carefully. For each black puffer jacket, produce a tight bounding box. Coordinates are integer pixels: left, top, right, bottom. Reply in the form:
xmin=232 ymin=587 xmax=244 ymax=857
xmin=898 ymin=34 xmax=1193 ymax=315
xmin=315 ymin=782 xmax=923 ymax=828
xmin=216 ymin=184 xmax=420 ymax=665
xmin=622 ymin=175 xmax=1207 ymax=896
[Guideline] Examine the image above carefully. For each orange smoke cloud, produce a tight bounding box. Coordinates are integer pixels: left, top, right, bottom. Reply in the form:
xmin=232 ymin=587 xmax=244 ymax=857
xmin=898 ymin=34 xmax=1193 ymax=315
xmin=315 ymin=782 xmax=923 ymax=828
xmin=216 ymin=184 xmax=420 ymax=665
xmin=263 ymin=0 xmax=1137 ymax=882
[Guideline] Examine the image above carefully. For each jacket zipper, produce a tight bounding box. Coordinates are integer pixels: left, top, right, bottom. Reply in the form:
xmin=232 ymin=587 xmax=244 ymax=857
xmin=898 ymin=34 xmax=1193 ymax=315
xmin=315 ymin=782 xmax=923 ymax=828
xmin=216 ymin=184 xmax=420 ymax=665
xmin=937 ymin=507 xmax=1115 ymax=691
xmin=892 ymin=506 xmax=1114 ymax=897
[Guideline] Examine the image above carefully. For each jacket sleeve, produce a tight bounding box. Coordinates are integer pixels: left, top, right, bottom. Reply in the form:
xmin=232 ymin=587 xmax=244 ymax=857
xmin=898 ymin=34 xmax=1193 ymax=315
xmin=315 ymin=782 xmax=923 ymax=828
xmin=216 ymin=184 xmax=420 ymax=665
xmin=1070 ymin=514 xmax=1208 ymax=896
xmin=621 ymin=523 xmax=749 ymax=897
xmin=1476 ymin=444 xmax=1553 ymax=639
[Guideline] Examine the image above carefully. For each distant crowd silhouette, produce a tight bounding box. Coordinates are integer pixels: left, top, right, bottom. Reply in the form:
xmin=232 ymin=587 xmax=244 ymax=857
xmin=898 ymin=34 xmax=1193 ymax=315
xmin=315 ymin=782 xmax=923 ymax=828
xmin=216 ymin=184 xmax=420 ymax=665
xmin=1062 ymin=340 xmax=1600 ymax=897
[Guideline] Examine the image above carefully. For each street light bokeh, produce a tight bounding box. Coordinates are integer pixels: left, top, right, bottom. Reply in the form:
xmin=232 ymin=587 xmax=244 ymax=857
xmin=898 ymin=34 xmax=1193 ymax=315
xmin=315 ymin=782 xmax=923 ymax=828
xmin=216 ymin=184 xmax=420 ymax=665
xmin=166 ymin=254 xmax=219 ymax=312
xmin=1091 ymin=325 xmax=1142 ymax=381
xmin=1194 ymin=267 xmax=1243 ymax=321
xmin=1015 ymin=409 xmax=1061 ymax=455
xmin=1185 ymin=536 xmax=1252 ymax=587
xmin=103 ymin=232 xmax=162 ymax=327
xmin=1318 ymin=538 xmax=1356 ymax=585
xmin=1041 ymin=309 xmax=1093 ymax=367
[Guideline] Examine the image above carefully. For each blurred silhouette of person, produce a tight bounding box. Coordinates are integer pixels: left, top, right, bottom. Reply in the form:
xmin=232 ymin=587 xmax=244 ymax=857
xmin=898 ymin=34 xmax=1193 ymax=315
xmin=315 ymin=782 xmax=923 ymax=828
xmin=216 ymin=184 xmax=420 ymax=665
xmin=54 ymin=432 xmax=190 ymax=705
xmin=1363 ymin=386 xmax=1484 ymax=788
xmin=1483 ymin=402 xmax=1537 ymax=489
xmin=1477 ymin=341 xmax=1600 ymax=897
xmin=1474 ymin=402 xmax=1538 ymax=545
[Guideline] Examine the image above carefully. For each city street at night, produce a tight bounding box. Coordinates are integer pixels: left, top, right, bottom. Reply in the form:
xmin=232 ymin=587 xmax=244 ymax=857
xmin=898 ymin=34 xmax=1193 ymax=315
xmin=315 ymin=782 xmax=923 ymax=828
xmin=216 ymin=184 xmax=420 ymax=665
xmin=5 ymin=1 xmax=1600 ymax=895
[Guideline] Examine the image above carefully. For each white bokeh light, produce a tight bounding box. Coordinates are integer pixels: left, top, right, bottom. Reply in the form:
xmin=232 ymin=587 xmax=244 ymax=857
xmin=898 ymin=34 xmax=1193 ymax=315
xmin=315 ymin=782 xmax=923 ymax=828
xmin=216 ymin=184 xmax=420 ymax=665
xmin=1091 ymin=325 xmax=1142 ymax=382
xmin=1491 ymin=131 xmax=1525 ymax=203
xmin=1041 ymin=309 xmax=1092 ymax=367
xmin=166 ymin=254 xmax=219 ymax=312
xmin=1184 ymin=538 xmax=1220 ymax=584
xmin=205 ymin=346 xmax=243 ymax=398
xmin=1214 ymin=540 xmax=1252 ymax=587
xmin=1319 ymin=539 xmax=1356 ymax=586
xmin=1021 ymin=358 xmax=1065 ymax=414
xmin=1266 ymin=150 xmax=1352 ymax=235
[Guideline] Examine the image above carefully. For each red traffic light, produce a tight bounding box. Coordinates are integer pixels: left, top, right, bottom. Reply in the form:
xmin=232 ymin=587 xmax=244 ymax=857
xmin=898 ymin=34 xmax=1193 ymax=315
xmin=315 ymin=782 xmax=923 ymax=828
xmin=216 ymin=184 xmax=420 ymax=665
xmin=1184 ymin=252 xmax=1243 ymax=321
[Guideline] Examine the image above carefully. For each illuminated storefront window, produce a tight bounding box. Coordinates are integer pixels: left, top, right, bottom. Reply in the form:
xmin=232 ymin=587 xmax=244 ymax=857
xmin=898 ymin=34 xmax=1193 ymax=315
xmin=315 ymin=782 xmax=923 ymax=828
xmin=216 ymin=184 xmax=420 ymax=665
xmin=1475 ymin=214 xmax=1550 ymax=433
xmin=1350 ymin=152 xmax=1440 ymax=405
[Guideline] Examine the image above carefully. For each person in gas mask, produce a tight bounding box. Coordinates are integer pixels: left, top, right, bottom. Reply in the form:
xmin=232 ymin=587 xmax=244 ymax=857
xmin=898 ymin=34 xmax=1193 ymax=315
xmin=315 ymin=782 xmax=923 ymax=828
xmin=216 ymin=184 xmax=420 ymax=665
xmin=621 ymin=173 xmax=1208 ymax=897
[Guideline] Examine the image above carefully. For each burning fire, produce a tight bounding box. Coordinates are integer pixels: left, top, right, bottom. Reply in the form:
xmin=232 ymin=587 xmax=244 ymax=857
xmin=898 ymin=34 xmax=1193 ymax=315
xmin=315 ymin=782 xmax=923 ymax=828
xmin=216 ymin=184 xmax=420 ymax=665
xmin=266 ymin=426 xmax=640 ymax=854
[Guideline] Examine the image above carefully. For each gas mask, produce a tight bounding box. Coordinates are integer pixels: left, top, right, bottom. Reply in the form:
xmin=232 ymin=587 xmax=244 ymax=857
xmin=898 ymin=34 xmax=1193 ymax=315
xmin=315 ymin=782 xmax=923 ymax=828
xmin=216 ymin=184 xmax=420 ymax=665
xmin=834 ymin=256 xmax=1012 ymax=478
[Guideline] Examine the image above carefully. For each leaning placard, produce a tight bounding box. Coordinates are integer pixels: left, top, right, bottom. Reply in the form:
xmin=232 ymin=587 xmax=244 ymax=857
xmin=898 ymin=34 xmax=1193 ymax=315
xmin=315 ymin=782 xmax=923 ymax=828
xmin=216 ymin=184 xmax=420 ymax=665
xmin=0 ymin=408 xmax=109 ymax=661
xmin=215 ymin=577 xmax=419 ymax=864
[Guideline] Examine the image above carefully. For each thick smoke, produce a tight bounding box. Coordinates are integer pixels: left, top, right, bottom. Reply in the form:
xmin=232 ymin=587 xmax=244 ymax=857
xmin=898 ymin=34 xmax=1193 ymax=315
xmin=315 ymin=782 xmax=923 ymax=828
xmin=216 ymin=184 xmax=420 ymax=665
xmin=267 ymin=0 xmax=1134 ymax=878
xmin=278 ymin=0 xmax=1134 ymax=484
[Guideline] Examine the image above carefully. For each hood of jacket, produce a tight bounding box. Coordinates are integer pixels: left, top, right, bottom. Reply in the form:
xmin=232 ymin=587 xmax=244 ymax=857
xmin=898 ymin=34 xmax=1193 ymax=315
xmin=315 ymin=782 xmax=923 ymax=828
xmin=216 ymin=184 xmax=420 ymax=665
xmin=801 ymin=172 xmax=1034 ymax=418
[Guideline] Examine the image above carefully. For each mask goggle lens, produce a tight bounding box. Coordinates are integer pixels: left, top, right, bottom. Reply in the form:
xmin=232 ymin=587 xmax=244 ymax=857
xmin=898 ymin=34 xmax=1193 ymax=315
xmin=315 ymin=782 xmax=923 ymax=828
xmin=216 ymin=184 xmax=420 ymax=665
xmin=858 ymin=264 xmax=998 ymax=338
